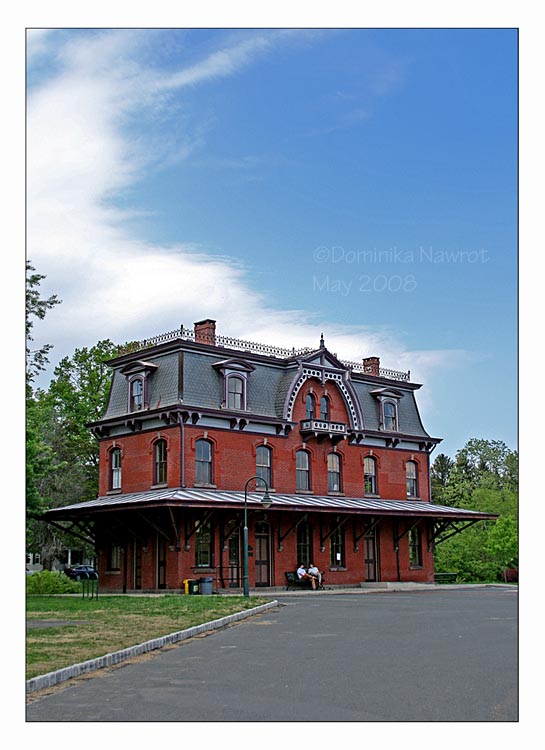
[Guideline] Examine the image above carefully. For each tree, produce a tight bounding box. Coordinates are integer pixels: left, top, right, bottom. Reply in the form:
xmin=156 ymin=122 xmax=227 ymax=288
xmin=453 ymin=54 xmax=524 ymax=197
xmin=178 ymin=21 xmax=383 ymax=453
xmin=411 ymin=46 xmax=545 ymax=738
xmin=26 ymin=261 xmax=61 ymax=554
xmin=47 ymin=340 xmax=118 ymax=499
xmin=26 ymin=260 xmax=61 ymax=382
xmin=430 ymin=453 xmax=453 ymax=503
xmin=454 ymin=438 xmax=517 ymax=490
xmin=433 ymin=439 xmax=518 ymax=582
xmin=485 ymin=515 xmax=518 ymax=580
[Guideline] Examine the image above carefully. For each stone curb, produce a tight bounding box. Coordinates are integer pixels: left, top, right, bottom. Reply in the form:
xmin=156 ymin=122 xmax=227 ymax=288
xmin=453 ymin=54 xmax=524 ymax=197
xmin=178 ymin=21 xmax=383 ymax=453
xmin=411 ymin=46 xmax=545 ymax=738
xmin=26 ymin=600 xmax=279 ymax=694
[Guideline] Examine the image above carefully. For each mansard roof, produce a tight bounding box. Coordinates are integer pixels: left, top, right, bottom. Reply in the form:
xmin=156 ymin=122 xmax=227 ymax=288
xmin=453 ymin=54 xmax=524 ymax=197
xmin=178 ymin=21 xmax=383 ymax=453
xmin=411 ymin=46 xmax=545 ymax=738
xmin=96 ymin=327 xmax=438 ymax=442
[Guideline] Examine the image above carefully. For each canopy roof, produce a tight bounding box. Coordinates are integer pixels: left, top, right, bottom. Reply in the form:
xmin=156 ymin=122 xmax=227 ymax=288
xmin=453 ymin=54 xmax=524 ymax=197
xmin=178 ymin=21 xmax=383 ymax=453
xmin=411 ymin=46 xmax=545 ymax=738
xmin=44 ymin=487 xmax=497 ymax=521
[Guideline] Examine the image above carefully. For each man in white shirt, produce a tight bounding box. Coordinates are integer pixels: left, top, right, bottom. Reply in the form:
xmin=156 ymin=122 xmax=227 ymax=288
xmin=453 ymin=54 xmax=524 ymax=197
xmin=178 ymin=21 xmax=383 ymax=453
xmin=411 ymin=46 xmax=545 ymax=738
xmin=308 ymin=563 xmax=322 ymax=586
xmin=297 ymin=563 xmax=316 ymax=589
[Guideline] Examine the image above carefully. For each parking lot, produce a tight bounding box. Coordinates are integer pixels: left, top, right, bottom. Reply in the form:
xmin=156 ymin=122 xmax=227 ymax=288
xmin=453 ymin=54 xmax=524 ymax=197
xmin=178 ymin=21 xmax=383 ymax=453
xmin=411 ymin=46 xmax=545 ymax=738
xmin=26 ymin=587 xmax=518 ymax=722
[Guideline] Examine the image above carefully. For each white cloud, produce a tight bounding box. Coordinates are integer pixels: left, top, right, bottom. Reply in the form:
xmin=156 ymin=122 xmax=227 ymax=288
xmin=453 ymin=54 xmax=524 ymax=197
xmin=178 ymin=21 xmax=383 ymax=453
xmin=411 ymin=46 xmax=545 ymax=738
xmin=27 ymin=29 xmax=471 ymax=413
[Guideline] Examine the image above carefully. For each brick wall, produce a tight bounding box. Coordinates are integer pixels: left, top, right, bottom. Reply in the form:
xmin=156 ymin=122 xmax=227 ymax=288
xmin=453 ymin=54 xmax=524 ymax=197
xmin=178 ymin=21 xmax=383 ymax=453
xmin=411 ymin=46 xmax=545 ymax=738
xmin=96 ymin=375 xmax=433 ymax=589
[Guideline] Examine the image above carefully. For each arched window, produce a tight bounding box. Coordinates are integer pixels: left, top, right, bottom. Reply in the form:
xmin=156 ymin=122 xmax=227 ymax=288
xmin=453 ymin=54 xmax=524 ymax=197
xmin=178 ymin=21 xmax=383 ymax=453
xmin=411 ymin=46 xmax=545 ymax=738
xmin=327 ymin=453 xmax=342 ymax=492
xmin=110 ymin=448 xmax=122 ymax=490
xmin=296 ymin=449 xmax=311 ymax=491
xmin=129 ymin=377 xmax=144 ymax=411
xmin=227 ymin=376 xmax=244 ymax=410
xmin=406 ymin=461 xmax=418 ymax=497
xmin=195 ymin=439 xmax=213 ymax=485
xmin=305 ymin=393 xmax=315 ymax=420
xmin=383 ymin=401 xmax=397 ymax=431
xmin=320 ymin=395 xmax=330 ymax=422
xmin=364 ymin=456 xmax=377 ymax=495
xmin=256 ymin=445 xmax=272 ymax=487
xmin=154 ymin=439 xmax=167 ymax=485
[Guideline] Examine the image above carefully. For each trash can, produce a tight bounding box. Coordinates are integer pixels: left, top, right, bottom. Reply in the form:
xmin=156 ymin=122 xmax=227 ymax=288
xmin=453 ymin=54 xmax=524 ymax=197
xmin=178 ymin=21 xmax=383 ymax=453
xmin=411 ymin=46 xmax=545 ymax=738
xmin=183 ymin=578 xmax=199 ymax=595
xmin=198 ymin=576 xmax=214 ymax=595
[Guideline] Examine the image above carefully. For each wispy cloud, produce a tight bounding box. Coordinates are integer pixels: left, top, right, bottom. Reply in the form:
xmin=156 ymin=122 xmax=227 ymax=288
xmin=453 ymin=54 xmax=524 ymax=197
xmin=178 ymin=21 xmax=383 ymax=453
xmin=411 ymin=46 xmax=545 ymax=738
xmin=27 ymin=29 xmax=468 ymax=414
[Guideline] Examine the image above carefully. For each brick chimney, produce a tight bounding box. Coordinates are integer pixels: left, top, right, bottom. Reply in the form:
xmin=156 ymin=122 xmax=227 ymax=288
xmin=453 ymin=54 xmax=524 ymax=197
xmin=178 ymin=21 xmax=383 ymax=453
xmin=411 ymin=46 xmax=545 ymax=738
xmin=194 ymin=319 xmax=217 ymax=346
xmin=362 ymin=356 xmax=380 ymax=376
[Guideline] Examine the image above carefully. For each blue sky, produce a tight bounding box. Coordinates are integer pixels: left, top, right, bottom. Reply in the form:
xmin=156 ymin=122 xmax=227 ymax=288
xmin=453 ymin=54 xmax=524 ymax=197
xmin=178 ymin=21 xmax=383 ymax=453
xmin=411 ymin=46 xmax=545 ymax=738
xmin=26 ymin=27 xmax=518 ymax=460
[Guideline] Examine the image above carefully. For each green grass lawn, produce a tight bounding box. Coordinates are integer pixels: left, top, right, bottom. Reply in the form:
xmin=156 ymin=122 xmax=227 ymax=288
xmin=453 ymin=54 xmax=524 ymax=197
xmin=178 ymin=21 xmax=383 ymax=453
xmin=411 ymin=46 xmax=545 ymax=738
xmin=26 ymin=594 xmax=269 ymax=680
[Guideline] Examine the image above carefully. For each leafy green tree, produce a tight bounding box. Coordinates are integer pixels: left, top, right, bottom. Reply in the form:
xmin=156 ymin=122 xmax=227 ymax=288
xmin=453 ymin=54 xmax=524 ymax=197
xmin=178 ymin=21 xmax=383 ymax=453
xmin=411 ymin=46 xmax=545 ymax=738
xmin=485 ymin=515 xmax=518 ymax=579
xmin=27 ymin=341 xmax=117 ymax=567
xmin=47 ymin=340 xmax=118 ymax=499
xmin=26 ymin=261 xmax=61 ymax=554
xmin=26 ymin=260 xmax=61 ymax=382
xmin=433 ymin=439 xmax=518 ymax=582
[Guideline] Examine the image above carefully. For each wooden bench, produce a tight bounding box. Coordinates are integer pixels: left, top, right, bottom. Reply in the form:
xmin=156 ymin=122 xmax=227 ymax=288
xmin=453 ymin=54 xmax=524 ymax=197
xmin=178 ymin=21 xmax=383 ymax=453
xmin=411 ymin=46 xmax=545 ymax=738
xmin=285 ymin=571 xmax=324 ymax=590
xmin=434 ymin=572 xmax=457 ymax=584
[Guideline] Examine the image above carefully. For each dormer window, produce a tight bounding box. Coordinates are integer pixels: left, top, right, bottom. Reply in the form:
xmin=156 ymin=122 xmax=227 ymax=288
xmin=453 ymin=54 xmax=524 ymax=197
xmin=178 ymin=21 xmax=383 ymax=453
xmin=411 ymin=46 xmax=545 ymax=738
xmin=227 ymin=375 xmax=244 ymax=410
xmin=129 ymin=377 xmax=144 ymax=411
xmin=383 ymin=401 xmax=397 ymax=431
xmin=213 ymin=358 xmax=254 ymax=412
xmin=121 ymin=360 xmax=158 ymax=414
xmin=370 ymin=388 xmax=403 ymax=432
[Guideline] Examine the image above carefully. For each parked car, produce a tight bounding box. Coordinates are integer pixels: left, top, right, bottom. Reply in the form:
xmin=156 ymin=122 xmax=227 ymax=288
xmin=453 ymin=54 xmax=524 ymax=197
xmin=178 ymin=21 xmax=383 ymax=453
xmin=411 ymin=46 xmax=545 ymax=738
xmin=64 ymin=564 xmax=97 ymax=580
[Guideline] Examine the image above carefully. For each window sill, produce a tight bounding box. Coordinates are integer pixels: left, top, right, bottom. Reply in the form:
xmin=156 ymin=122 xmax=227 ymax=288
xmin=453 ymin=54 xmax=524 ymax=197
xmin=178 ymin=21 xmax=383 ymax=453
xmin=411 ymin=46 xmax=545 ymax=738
xmin=105 ymin=570 xmax=121 ymax=575
xmin=409 ymin=565 xmax=424 ymax=570
xmin=327 ymin=491 xmax=345 ymax=496
xmin=192 ymin=568 xmax=215 ymax=573
xmin=194 ymin=483 xmax=217 ymax=489
xmin=150 ymin=483 xmax=168 ymax=489
xmin=295 ymin=489 xmax=314 ymax=495
xmin=329 ymin=567 xmax=347 ymax=572
xmin=106 ymin=489 xmax=122 ymax=495
xmin=406 ymin=496 xmax=421 ymax=501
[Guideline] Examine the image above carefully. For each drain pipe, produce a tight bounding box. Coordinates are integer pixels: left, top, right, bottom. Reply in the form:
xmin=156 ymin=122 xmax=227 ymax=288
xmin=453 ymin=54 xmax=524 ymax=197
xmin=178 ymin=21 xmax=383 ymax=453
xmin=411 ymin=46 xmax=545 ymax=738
xmin=179 ymin=413 xmax=186 ymax=488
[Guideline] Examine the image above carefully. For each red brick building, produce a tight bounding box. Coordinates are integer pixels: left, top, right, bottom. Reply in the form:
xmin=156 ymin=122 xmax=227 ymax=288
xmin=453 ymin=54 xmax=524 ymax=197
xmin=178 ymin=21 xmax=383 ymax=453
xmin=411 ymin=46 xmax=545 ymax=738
xmin=45 ymin=320 xmax=496 ymax=592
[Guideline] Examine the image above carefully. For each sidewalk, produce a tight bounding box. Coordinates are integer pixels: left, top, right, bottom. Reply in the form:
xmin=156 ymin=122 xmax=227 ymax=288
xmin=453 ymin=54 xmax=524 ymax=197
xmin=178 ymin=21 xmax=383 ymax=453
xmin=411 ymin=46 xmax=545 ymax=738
xmin=219 ymin=581 xmax=516 ymax=596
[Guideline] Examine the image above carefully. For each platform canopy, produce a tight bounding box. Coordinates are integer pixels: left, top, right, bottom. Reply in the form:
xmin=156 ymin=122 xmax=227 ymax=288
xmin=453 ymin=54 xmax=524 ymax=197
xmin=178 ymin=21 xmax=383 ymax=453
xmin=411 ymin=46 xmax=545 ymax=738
xmin=43 ymin=487 xmax=497 ymax=522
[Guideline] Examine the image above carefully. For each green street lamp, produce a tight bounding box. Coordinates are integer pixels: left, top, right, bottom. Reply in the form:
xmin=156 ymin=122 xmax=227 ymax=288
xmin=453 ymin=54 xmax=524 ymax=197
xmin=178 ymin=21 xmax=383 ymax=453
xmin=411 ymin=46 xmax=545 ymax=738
xmin=243 ymin=476 xmax=272 ymax=597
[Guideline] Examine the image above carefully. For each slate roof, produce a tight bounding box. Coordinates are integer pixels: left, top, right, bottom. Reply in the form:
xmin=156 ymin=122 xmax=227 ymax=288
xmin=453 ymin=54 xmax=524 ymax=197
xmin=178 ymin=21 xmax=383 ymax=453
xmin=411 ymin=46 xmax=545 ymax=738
xmin=100 ymin=341 xmax=434 ymax=439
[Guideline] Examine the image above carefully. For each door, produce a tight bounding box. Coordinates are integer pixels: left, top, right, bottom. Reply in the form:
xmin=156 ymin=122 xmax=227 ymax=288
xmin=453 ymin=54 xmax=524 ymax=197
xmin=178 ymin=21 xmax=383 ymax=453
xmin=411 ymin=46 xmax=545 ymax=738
xmin=254 ymin=521 xmax=271 ymax=587
xmin=364 ymin=531 xmax=379 ymax=582
xmin=157 ymin=536 xmax=167 ymax=589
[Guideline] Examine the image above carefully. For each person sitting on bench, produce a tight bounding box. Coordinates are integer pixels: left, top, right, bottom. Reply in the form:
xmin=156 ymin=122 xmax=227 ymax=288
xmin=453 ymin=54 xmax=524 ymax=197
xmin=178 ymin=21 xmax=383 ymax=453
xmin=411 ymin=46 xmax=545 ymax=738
xmin=297 ymin=563 xmax=316 ymax=589
xmin=308 ymin=563 xmax=322 ymax=586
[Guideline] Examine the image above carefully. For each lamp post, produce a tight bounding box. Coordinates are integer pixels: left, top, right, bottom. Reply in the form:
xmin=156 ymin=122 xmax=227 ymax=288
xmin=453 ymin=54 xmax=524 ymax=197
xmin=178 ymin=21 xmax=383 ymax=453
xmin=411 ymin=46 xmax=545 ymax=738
xmin=243 ymin=475 xmax=272 ymax=597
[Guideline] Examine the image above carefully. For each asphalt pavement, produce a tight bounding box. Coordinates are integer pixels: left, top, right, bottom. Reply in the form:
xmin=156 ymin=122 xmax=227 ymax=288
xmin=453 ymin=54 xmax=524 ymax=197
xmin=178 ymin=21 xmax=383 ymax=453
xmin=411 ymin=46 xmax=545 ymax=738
xmin=26 ymin=586 xmax=518 ymax=722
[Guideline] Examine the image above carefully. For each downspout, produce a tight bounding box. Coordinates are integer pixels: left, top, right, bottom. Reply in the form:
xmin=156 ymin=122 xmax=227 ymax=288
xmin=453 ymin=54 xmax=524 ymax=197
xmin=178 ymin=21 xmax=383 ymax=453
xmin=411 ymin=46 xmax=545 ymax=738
xmin=179 ymin=413 xmax=186 ymax=488
xmin=428 ymin=443 xmax=437 ymax=579
xmin=393 ymin=521 xmax=401 ymax=582
xmin=428 ymin=443 xmax=437 ymax=502
xmin=122 ymin=540 xmax=128 ymax=594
